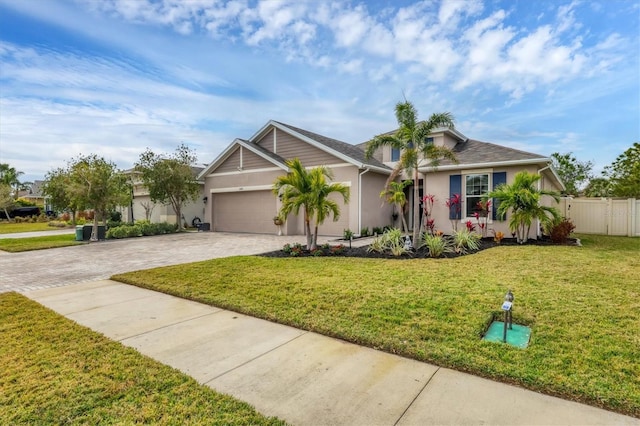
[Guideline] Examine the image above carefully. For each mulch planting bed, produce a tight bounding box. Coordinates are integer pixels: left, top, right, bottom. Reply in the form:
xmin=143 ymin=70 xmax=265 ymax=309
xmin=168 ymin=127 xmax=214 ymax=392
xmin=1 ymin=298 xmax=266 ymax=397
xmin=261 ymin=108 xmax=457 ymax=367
xmin=259 ymin=236 xmax=579 ymax=260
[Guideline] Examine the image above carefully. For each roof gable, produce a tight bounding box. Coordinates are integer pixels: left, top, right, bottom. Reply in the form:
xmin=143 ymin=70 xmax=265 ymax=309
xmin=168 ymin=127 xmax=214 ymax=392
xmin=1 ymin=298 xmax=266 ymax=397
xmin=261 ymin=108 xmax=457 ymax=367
xmin=271 ymin=121 xmax=390 ymax=172
xmin=200 ymin=120 xmax=392 ymax=178
xmin=198 ymin=138 xmax=288 ymax=178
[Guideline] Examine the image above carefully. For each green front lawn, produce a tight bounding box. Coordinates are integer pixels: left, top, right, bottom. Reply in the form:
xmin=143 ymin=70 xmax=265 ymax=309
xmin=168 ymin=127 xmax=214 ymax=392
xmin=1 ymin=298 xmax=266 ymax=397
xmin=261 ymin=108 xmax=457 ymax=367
xmin=0 ymin=222 xmax=58 ymax=234
xmin=0 ymin=293 xmax=284 ymax=425
xmin=113 ymin=234 xmax=640 ymax=417
xmin=0 ymin=234 xmax=82 ymax=252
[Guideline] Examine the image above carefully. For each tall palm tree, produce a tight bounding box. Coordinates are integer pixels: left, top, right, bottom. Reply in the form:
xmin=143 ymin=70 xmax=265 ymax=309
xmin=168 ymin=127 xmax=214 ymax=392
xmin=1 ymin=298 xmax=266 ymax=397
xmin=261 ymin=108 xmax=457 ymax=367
xmin=380 ymin=180 xmax=411 ymax=233
xmin=365 ymin=101 xmax=457 ymax=245
xmin=0 ymin=163 xmax=25 ymax=199
xmin=487 ymin=171 xmax=561 ymax=243
xmin=273 ymin=158 xmax=350 ymax=250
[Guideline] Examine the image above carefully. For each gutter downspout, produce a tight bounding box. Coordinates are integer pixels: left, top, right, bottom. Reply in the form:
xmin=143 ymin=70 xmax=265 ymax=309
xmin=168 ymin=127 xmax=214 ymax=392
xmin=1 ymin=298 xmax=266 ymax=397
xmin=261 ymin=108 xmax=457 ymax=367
xmin=358 ymin=167 xmax=370 ymax=236
xmin=536 ymin=164 xmax=552 ymax=238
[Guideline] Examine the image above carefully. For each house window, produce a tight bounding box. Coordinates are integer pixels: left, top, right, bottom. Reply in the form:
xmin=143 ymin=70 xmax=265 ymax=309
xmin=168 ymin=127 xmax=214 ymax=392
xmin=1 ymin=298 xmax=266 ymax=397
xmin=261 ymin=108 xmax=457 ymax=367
xmin=425 ymin=137 xmax=433 ymax=144
xmin=465 ymin=174 xmax=489 ymax=217
xmin=391 ymin=147 xmax=400 ymax=161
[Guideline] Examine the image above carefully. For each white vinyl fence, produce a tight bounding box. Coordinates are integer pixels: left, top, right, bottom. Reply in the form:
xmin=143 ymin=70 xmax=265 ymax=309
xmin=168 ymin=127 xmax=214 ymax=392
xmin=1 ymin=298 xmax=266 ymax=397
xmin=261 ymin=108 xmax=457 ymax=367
xmin=558 ymin=198 xmax=639 ymax=237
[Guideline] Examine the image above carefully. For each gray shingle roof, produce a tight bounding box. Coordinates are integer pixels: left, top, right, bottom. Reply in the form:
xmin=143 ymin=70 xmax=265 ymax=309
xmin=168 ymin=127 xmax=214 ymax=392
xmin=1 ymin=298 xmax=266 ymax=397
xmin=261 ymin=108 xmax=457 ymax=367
xmin=274 ymin=121 xmax=390 ymax=170
xmin=190 ymin=166 xmax=205 ymax=176
xmin=440 ymin=139 xmax=548 ymax=166
xmin=25 ymin=180 xmax=44 ymax=198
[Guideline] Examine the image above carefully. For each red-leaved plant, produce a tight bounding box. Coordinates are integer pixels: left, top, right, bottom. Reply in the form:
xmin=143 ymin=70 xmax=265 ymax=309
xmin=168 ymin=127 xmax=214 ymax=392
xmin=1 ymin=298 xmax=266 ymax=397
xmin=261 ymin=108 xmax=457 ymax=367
xmin=474 ymin=200 xmax=491 ymax=238
xmin=421 ymin=194 xmax=436 ymax=235
xmin=446 ymin=194 xmax=461 ymax=231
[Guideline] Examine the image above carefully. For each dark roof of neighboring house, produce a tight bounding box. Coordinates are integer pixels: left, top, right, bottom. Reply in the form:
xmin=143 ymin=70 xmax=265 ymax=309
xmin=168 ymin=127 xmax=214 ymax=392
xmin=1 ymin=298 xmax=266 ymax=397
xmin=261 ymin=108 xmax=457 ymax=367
xmin=439 ymin=139 xmax=548 ymax=166
xmin=24 ymin=180 xmax=44 ymax=198
xmin=190 ymin=166 xmax=205 ymax=176
xmin=275 ymin=121 xmax=390 ymax=171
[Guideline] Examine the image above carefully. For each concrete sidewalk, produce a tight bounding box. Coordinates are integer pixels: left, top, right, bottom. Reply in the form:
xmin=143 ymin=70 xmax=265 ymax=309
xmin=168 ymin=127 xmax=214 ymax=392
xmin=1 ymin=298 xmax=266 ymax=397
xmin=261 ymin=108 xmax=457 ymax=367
xmin=26 ymin=280 xmax=639 ymax=426
xmin=0 ymin=228 xmax=75 ymax=239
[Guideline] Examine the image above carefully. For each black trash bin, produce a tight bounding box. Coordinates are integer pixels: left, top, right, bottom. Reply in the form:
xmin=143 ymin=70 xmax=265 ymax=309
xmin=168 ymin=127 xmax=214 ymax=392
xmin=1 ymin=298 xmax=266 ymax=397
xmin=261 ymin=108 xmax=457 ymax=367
xmin=198 ymin=223 xmax=210 ymax=232
xmin=82 ymin=224 xmax=106 ymax=240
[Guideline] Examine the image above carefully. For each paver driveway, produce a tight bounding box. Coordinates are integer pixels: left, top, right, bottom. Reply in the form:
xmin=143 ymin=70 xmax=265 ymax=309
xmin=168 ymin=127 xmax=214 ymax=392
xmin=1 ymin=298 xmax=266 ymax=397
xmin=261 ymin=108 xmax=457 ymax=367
xmin=0 ymin=232 xmax=310 ymax=293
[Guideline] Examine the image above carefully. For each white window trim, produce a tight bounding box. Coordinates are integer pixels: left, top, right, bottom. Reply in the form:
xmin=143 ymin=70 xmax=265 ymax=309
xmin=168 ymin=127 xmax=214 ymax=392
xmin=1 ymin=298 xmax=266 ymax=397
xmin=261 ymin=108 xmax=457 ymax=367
xmin=461 ymin=169 xmax=493 ymax=223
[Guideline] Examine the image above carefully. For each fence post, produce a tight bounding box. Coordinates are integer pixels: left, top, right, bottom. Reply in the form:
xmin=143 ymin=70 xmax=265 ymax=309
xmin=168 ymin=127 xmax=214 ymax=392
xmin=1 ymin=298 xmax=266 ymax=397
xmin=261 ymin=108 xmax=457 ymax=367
xmin=606 ymin=198 xmax=612 ymax=235
xmin=630 ymin=198 xmax=637 ymax=237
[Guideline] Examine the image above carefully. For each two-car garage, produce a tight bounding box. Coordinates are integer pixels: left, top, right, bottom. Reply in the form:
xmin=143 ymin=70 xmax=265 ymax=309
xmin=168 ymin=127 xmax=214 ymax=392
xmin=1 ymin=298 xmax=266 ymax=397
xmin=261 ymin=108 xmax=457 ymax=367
xmin=211 ymin=190 xmax=277 ymax=234
xmin=210 ymin=189 xmax=350 ymax=236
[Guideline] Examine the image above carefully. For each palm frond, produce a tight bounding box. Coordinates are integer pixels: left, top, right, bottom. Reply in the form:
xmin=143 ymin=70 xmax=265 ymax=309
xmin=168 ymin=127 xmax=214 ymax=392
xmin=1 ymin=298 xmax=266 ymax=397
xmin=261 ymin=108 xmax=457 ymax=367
xmin=364 ymin=134 xmax=401 ymax=159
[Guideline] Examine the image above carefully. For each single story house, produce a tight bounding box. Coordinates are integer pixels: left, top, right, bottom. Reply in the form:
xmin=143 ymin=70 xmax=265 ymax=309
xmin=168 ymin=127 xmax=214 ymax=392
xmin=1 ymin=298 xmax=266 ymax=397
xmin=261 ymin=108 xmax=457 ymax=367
xmin=198 ymin=120 xmax=564 ymax=238
xmin=198 ymin=121 xmax=393 ymax=236
xmin=119 ymin=167 xmax=206 ymax=227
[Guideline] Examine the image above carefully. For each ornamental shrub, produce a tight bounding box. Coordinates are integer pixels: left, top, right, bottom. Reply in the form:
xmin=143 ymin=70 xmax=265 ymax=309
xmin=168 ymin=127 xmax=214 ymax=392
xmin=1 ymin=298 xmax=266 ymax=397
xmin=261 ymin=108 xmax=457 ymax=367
xmin=423 ymin=233 xmax=453 ymax=258
xmin=547 ymin=217 xmax=576 ymax=243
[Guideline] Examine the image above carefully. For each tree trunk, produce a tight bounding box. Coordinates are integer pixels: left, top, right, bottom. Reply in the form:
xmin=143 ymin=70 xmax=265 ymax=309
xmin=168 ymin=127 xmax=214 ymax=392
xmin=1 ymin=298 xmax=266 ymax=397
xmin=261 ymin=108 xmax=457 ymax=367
xmin=175 ymin=203 xmax=182 ymax=231
xmin=90 ymin=216 xmax=98 ymax=242
xmin=412 ymin=169 xmax=420 ymax=245
xmin=304 ymin=210 xmax=312 ymax=249
xmin=312 ymin=224 xmax=319 ymax=250
xmin=397 ymin=202 xmax=408 ymax=233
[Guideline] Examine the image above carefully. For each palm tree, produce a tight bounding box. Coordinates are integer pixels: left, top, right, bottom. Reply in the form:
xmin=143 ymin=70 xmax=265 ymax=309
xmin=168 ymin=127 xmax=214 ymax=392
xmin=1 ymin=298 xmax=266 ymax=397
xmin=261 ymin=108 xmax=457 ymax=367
xmin=308 ymin=166 xmax=350 ymax=249
xmin=380 ymin=180 xmax=411 ymax=233
xmin=0 ymin=163 xmax=25 ymax=199
xmin=273 ymin=158 xmax=350 ymax=250
xmin=486 ymin=171 xmax=561 ymax=243
xmin=365 ymin=101 xmax=457 ymax=245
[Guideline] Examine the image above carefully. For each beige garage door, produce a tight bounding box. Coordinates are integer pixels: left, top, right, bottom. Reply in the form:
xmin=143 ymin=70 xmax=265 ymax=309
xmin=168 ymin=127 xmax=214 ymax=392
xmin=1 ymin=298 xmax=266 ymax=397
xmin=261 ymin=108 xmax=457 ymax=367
xmin=212 ymin=190 xmax=277 ymax=234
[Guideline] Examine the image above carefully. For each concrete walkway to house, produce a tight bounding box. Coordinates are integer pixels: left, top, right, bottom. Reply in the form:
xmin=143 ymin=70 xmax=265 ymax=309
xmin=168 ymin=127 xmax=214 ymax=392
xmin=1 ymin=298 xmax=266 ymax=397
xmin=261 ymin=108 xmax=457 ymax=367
xmin=4 ymin=231 xmax=637 ymax=425
xmin=26 ymin=281 xmax=639 ymax=425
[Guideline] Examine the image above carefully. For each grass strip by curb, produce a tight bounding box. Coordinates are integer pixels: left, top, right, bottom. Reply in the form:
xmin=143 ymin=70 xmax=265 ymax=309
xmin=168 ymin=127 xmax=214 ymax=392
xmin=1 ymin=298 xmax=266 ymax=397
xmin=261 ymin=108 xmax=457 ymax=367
xmin=0 ymin=222 xmax=56 ymax=234
xmin=113 ymin=234 xmax=640 ymax=418
xmin=0 ymin=292 xmax=285 ymax=425
xmin=0 ymin=234 xmax=83 ymax=252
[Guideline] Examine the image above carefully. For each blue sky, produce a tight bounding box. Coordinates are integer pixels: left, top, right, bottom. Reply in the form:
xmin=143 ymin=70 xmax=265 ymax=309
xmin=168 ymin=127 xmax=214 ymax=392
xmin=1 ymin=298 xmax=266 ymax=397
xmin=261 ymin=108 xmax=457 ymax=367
xmin=1 ymin=0 xmax=638 ymax=183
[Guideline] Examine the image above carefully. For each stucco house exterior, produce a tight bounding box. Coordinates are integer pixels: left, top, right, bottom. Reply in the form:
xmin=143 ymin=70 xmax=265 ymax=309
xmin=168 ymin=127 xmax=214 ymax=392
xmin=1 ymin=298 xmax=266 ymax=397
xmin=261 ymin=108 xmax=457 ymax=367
xmin=198 ymin=120 xmax=563 ymax=238
xmin=360 ymin=128 xmax=564 ymax=238
xmin=198 ymin=121 xmax=393 ymax=236
xmin=120 ymin=167 xmax=205 ymax=228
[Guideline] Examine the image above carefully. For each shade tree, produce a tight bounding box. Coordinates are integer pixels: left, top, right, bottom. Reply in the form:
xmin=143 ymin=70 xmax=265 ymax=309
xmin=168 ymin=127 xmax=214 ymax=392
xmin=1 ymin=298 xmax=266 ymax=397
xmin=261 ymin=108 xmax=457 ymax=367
xmin=135 ymin=144 xmax=200 ymax=231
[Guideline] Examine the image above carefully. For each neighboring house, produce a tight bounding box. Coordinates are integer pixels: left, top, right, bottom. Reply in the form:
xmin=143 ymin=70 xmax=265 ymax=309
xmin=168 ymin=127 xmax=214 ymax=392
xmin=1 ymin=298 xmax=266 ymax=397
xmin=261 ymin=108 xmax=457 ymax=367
xmin=198 ymin=120 xmax=393 ymax=235
xmin=17 ymin=180 xmax=52 ymax=211
xmin=199 ymin=120 xmax=564 ymax=238
xmin=120 ymin=167 xmax=205 ymax=227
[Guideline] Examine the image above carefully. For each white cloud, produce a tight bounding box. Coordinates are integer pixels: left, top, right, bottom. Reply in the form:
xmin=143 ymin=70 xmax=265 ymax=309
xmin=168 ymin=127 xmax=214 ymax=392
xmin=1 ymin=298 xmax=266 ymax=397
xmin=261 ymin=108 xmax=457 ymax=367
xmin=555 ymin=0 xmax=581 ymax=34
xmin=338 ymin=58 xmax=363 ymax=74
xmin=1 ymin=0 xmax=636 ymax=182
xmin=438 ymin=0 xmax=483 ymax=29
xmin=331 ymin=5 xmax=370 ymax=47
